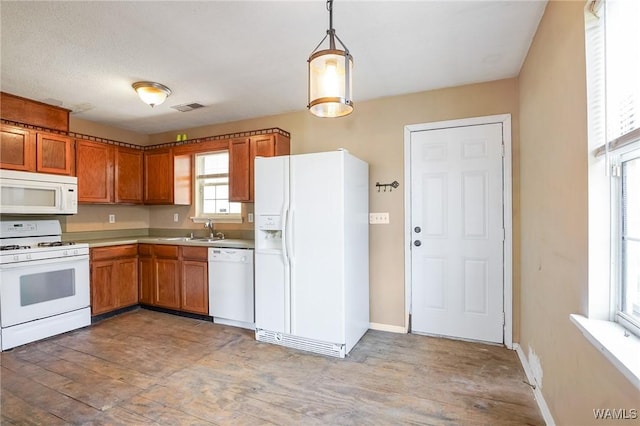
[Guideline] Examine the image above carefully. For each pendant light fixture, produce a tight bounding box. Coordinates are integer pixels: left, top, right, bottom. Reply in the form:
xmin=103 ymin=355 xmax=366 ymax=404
xmin=132 ymin=81 xmax=172 ymax=107
xmin=307 ymin=0 xmax=353 ymax=118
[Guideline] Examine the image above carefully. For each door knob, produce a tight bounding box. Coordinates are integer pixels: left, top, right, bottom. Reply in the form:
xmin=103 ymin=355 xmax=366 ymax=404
xmin=414 ymin=240 xmax=421 ymax=247
xmin=414 ymin=226 xmax=421 ymax=233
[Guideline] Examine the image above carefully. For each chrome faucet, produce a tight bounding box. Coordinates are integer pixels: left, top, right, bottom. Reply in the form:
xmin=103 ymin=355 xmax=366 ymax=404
xmin=204 ymin=219 xmax=215 ymax=238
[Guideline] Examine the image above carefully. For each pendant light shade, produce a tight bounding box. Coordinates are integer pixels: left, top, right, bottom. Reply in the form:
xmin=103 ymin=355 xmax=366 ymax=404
xmin=132 ymin=81 xmax=171 ymax=107
xmin=308 ymin=0 xmax=353 ymax=118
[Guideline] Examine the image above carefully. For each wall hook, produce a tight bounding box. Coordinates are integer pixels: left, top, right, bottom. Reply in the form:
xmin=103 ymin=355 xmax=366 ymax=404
xmin=376 ymin=180 xmax=400 ymax=193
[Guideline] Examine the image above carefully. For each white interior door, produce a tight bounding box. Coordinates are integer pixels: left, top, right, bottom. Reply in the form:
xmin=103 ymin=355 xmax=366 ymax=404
xmin=410 ymin=123 xmax=504 ymax=343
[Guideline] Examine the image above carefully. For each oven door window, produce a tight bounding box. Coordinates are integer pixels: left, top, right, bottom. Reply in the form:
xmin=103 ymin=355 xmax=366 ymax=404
xmin=20 ymin=269 xmax=75 ymax=306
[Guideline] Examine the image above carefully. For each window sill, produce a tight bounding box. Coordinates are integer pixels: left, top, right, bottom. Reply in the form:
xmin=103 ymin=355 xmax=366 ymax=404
xmin=570 ymin=314 xmax=640 ymax=391
xmin=190 ymin=216 xmax=243 ymax=224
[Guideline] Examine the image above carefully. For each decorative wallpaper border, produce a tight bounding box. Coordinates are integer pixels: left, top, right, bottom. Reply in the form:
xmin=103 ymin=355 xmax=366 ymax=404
xmin=1 ymin=118 xmax=290 ymax=151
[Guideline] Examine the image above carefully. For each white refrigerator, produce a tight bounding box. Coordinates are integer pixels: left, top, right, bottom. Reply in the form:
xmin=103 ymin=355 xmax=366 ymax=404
xmin=254 ymin=150 xmax=369 ymax=358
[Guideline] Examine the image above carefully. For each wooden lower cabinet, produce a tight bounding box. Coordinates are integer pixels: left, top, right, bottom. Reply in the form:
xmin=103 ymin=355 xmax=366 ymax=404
xmin=180 ymin=246 xmax=209 ymax=315
xmin=154 ymin=258 xmax=181 ymax=309
xmin=90 ymin=245 xmax=139 ymax=316
xmin=138 ymin=244 xmax=208 ymax=315
xmin=138 ymin=248 xmax=154 ymax=305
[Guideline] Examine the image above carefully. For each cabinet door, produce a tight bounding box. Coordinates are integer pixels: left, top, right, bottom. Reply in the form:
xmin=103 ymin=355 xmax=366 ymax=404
xmin=91 ymin=260 xmax=117 ymax=315
xmin=229 ymin=138 xmax=250 ymax=202
xmin=36 ymin=132 xmax=73 ymax=175
xmin=117 ymin=257 xmax=139 ymax=308
xmin=115 ymin=147 xmax=143 ymax=204
xmin=0 ymin=125 xmax=36 ymax=171
xmin=144 ymin=149 xmax=174 ymax=204
xmin=154 ymin=258 xmax=181 ymax=309
xmin=76 ymin=140 xmax=113 ymax=203
xmin=139 ymin=255 xmax=155 ymax=305
xmin=181 ymin=260 xmax=208 ymax=314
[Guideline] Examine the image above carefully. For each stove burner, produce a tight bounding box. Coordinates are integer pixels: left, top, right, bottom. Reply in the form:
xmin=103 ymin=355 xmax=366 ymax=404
xmin=0 ymin=245 xmax=30 ymax=251
xmin=37 ymin=241 xmax=76 ymax=248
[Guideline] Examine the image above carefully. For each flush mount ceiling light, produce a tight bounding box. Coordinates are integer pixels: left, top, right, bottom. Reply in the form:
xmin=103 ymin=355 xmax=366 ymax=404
xmin=307 ymin=0 xmax=353 ymax=118
xmin=132 ymin=81 xmax=172 ymax=108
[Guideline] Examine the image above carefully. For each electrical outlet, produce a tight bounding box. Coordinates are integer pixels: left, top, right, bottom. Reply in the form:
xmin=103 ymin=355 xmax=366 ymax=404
xmin=173 ymin=213 xmax=179 ymax=222
xmin=248 ymin=213 xmax=254 ymax=223
xmin=108 ymin=214 xmax=115 ymax=224
xmin=369 ymin=212 xmax=390 ymax=224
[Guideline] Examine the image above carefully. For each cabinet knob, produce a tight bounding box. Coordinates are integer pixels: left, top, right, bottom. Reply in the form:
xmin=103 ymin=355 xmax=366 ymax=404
xmin=414 ymin=240 xmax=422 ymax=247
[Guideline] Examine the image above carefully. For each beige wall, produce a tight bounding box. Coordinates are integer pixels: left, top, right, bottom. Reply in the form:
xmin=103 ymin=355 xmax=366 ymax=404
xmin=149 ymin=79 xmax=520 ymax=329
xmin=518 ymin=1 xmax=638 ymax=424
xmin=66 ymin=204 xmax=149 ymax=232
xmin=70 ymin=116 xmax=149 ymax=146
xmin=69 ymin=79 xmax=519 ymax=330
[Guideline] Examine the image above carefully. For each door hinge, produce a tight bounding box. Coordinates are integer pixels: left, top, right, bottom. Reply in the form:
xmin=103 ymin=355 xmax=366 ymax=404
xmin=502 ymin=312 xmax=506 ymax=326
xmin=501 ymin=144 xmax=505 ymax=157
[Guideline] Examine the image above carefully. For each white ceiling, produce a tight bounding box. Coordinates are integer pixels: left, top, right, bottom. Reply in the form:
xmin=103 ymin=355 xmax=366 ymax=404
xmin=0 ymin=1 xmax=546 ymax=135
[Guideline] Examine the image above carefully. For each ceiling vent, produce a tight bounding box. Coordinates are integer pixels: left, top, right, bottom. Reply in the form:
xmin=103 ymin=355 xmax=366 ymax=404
xmin=171 ymin=102 xmax=205 ymax=112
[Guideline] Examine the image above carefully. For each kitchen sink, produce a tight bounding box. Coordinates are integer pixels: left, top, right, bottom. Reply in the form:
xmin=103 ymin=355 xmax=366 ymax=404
xmin=154 ymin=237 xmax=253 ymax=248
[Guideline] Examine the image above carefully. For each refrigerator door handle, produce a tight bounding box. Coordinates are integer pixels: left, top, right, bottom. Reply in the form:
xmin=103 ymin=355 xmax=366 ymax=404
xmin=281 ymin=207 xmax=289 ymax=265
xmin=286 ymin=208 xmax=294 ymax=263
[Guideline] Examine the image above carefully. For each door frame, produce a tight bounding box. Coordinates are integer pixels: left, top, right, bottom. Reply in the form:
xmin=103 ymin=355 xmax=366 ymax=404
xmin=403 ymin=114 xmax=513 ymax=349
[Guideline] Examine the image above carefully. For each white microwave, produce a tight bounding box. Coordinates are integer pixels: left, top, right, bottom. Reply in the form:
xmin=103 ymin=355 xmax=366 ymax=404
xmin=0 ymin=170 xmax=78 ymax=215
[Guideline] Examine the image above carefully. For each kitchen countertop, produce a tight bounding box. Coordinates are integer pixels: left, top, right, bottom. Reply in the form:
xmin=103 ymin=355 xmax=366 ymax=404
xmin=81 ymin=237 xmax=255 ymax=249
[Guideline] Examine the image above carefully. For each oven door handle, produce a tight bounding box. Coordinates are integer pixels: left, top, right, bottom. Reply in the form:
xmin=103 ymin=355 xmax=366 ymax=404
xmin=0 ymin=255 xmax=89 ymax=270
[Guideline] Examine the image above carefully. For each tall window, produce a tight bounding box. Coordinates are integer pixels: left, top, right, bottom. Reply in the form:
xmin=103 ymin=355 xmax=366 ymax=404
xmin=587 ymin=0 xmax=640 ymax=334
xmin=620 ymin=148 xmax=640 ymax=327
xmin=195 ymin=151 xmax=241 ymax=219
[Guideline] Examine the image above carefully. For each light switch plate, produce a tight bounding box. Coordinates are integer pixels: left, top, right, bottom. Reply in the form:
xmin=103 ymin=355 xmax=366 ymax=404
xmin=248 ymin=213 xmax=254 ymax=223
xmin=173 ymin=213 xmax=179 ymax=222
xmin=369 ymin=212 xmax=390 ymax=224
xmin=108 ymin=214 xmax=115 ymax=224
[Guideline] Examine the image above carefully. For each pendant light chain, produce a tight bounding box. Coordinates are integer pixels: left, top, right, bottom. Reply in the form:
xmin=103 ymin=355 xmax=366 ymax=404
xmin=328 ymin=0 xmax=335 ymax=49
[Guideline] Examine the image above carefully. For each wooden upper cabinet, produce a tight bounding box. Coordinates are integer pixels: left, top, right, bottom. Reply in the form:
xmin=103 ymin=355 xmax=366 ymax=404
xmin=144 ymin=148 xmax=174 ymax=204
xmin=0 ymin=125 xmax=73 ymax=175
xmin=115 ymin=147 xmax=143 ymax=204
xmin=77 ymin=140 xmax=143 ymax=205
xmin=0 ymin=124 xmax=36 ymax=171
xmin=76 ymin=139 xmax=113 ymax=203
xmin=229 ymin=138 xmax=251 ymax=202
xmin=144 ymin=148 xmax=191 ymax=205
xmin=1 ymin=92 xmax=69 ymax=132
xmin=228 ymin=133 xmax=291 ymax=202
xmin=36 ymin=132 xmax=73 ymax=175
xmin=251 ymin=135 xmax=276 ymax=158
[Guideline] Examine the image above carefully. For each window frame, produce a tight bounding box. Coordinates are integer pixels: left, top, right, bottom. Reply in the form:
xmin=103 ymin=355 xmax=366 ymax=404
xmin=586 ymin=0 xmax=640 ymax=335
xmin=614 ymin=143 xmax=640 ymax=335
xmin=194 ymin=150 xmax=242 ymax=222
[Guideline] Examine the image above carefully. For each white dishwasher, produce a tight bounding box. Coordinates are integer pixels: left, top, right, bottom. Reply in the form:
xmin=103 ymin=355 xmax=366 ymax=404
xmin=209 ymin=248 xmax=255 ymax=330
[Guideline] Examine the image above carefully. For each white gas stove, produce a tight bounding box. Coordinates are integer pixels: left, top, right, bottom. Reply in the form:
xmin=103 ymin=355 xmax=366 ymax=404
xmin=0 ymin=220 xmax=90 ymax=350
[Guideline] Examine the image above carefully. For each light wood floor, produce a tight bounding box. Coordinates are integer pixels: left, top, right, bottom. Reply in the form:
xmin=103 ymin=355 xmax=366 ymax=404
xmin=1 ymin=309 xmax=543 ymax=425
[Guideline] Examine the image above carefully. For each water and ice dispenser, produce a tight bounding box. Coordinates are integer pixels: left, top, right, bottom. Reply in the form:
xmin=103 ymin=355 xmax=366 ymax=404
xmin=256 ymin=215 xmax=283 ymax=250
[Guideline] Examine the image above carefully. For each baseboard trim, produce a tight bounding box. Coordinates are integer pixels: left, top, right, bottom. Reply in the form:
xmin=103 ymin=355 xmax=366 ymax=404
xmin=369 ymin=322 xmax=407 ymax=334
xmin=514 ymin=343 xmax=555 ymax=426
